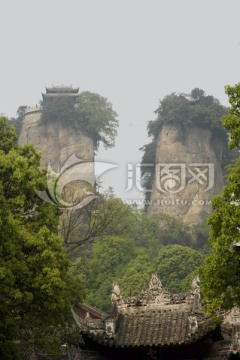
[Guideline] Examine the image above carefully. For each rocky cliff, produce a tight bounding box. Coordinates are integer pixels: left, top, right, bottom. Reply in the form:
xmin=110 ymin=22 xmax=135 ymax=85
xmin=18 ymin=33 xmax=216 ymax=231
xmin=18 ymin=87 xmax=95 ymax=208
xmin=19 ymin=106 xmax=94 ymax=171
xmin=147 ymin=124 xmax=225 ymax=225
xmin=19 ymin=86 xmax=94 ymax=171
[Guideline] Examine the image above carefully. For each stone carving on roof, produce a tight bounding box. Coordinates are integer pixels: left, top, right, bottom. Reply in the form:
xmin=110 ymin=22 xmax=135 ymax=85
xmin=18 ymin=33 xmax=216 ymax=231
xmin=117 ymin=273 xmax=172 ymax=308
xmin=149 ymin=273 xmax=162 ymax=292
xmin=85 ymin=311 xmax=90 ymax=320
xmin=188 ymin=315 xmax=198 ymax=335
xmin=145 ymin=273 xmax=171 ymax=304
xmin=224 ymin=307 xmax=240 ymax=326
xmin=222 ymin=306 xmax=240 ymax=355
xmin=111 ymin=281 xmax=121 ymax=304
xmin=190 ymin=275 xmax=202 ymax=312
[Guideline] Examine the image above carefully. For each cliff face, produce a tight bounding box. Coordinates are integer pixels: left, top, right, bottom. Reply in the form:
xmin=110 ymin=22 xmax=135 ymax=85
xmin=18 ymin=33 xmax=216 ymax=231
xmin=19 ymin=107 xmax=94 ymax=171
xmin=147 ymin=124 xmax=225 ymax=225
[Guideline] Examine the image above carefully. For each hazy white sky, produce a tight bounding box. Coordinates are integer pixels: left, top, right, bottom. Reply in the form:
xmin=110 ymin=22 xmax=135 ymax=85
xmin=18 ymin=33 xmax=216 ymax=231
xmin=1 ymin=1 xmax=240 ymax=201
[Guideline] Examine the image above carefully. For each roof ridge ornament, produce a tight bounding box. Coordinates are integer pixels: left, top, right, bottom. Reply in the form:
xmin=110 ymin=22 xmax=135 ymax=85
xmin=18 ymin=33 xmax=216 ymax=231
xmin=146 ymin=273 xmax=171 ymax=304
xmin=149 ymin=273 xmax=163 ymax=293
xmin=191 ymin=275 xmax=202 ymax=312
xmin=111 ymin=281 xmax=121 ymax=303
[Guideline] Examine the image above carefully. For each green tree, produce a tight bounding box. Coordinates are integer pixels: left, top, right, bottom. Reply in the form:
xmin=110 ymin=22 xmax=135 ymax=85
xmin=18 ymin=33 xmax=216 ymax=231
xmin=76 ymin=91 xmax=118 ymax=149
xmin=0 ymin=117 xmax=82 ymax=358
xmin=84 ymin=236 xmax=136 ymax=311
xmin=0 ymin=117 xmax=17 ymax=153
xmin=7 ymin=105 xmax=27 ymax=137
xmin=150 ymin=88 xmax=227 ymax=133
xmin=119 ymin=254 xmax=153 ymax=296
xmin=66 ymin=195 xmax=162 ymax=258
xmin=154 ymin=245 xmax=204 ymax=293
xmin=222 ymin=83 xmax=240 ymax=150
xmin=139 ymin=140 xmax=156 ymax=199
xmin=60 ymin=196 xmax=129 ymax=256
xmin=200 ymin=83 xmax=240 ymax=317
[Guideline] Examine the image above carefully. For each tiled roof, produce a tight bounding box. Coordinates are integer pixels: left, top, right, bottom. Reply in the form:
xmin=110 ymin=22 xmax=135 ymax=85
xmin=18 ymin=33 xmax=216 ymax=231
xmin=46 ymin=86 xmax=79 ymax=93
xmin=77 ymin=274 xmax=213 ymax=349
xmin=16 ymin=341 xmax=37 ymax=360
xmin=82 ymin=303 xmax=109 ymax=319
xmin=82 ymin=305 xmax=212 ymax=348
xmin=114 ymin=306 xmax=212 ymax=347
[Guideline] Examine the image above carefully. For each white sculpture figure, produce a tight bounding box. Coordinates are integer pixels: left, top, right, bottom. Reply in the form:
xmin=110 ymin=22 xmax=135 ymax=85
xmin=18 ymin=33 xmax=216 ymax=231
xmin=85 ymin=311 xmax=90 ymax=320
xmin=149 ymin=273 xmax=163 ymax=292
xmin=191 ymin=275 xmax=201 ymax=311
xmin=111 ymin=281 xmax=121 ymax=303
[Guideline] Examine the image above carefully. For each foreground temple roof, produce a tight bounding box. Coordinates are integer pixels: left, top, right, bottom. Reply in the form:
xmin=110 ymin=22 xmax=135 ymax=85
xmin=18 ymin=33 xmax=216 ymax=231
xmin=110 ymin=304 xmax=211 ymax=347
xmin=73 ymin=274 xmax=213 ymax=349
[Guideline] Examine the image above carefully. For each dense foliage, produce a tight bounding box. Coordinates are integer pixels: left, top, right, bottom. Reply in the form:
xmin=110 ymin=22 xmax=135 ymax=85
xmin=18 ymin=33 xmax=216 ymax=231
xmin=8 ymin=106 xmax=26 ymax=137
xmin=76 ymin=91 xmax=118 ymax=149
xmin=200 ymin=83 xmax=240 ymax=317
xmin=41 ymin=96 xmax=76 ymax=125
xmin=0 ymin=118 xmax=82 ymax=358
xmin=154 ymin=245 xmax=204 ymax=293
xmin=81 ymin=239 xmax=204 ymax=311
xmin=41 ymin=91 xmax=118 ymax=150
xmin=148 ymin=88 xmax=227 ymax=139
xmin=73 ymin=196 xmax=206 ymax=311
xmin=222 ymin=83 xmax=240 ymax=150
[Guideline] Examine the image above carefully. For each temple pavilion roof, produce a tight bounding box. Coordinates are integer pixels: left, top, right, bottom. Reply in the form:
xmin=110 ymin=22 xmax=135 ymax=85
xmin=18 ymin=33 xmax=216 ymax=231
xmin=42 ymin=85 xmax=79 ymax=99
xmin=46 ymin=85 xmax=79 ymax=93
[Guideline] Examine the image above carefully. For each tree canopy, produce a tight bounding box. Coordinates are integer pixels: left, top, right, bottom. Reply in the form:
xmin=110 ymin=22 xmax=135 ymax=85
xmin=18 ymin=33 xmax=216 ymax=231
xmin=7 ymin=106 xmax=26 ymax=138
xmin=222 ymin=83 xmax=240 ymax=150
xmin=200 ymin=83 xmax=240 ymax=318
xmin=0 ymin=117 xmax=17 ymax=153
xmin=76 ymin=91 xmax=118 ymax=149
xmin=82 ymin=238 xmax=205 ymax=311
xmin=73 ymin=196 xmax=206 ymax=311
xmin=148 ymin=88 xmax=227 ymax=139
xmin=154 ymin=245 xmax=204 ymax=293
xmin=0 ymin=117 xmax=82 ymax=358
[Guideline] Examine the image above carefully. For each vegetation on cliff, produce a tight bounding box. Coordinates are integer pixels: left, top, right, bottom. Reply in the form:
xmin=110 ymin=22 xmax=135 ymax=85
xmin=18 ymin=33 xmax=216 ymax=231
xmin=0 ymin=118 xmax=83 ymax=358
xmin=76 ymin=91 xmax=118 ymax=149
xmin=148 ymin=88 xmax=227 ymax=138
xmin=41 ymin=91 xmax=118 ymax=150
xmin=8 ymin=106 xmax=26 ymax=138
xmin=200 ymin=83 xmax=240 ymax=317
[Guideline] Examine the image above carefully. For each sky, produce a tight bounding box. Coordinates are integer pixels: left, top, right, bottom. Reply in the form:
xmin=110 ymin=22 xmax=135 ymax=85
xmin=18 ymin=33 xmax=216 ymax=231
xmin=1 ymin=0 xmax=240 ymax=203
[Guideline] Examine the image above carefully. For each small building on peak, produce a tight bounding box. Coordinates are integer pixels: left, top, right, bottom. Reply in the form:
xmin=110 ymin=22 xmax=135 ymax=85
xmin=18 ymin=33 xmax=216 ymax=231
xmin=18 ymin=85 xmax=94 ymax=170
xmin=42 ymin=85 xmax=79 ymax=99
